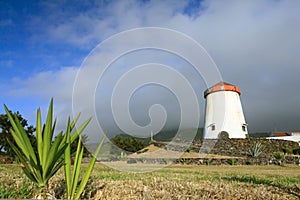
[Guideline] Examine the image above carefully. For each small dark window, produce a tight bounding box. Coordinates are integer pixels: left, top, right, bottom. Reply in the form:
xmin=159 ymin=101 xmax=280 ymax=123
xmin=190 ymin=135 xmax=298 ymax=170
xmin=242 ymin=125 xmax=246 ymax=132
xmin=211 ymin=125 xmax=215 ymax=131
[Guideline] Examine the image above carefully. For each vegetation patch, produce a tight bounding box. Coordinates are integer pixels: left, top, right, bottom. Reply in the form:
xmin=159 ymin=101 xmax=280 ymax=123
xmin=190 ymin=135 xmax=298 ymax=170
xmin=1 ymin=164 xmax=299 ymax=199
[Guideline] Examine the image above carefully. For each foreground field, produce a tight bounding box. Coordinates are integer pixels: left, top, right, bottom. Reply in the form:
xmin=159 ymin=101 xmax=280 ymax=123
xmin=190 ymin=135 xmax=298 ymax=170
xmin=1 ymin=163 xmax=299 ymax=199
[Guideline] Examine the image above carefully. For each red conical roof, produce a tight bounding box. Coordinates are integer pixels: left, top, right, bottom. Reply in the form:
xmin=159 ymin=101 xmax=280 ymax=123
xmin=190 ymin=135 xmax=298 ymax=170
xmin=204 ymin=81 xmax=241 ymax=98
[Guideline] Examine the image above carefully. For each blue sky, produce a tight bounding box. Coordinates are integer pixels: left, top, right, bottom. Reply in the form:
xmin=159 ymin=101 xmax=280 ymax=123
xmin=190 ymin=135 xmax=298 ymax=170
xmin=1 ymin=0 xmax=300 ymax=137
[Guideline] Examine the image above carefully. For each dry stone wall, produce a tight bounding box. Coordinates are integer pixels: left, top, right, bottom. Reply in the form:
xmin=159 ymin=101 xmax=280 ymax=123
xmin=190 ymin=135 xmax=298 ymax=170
xmin=153 ymin=138 xmax=300 ymax=165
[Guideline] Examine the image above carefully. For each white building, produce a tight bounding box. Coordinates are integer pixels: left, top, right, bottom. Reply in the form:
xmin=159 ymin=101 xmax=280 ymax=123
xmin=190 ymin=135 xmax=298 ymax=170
xmin=203 ymin=81 xmax=248 ymax=139
xmin=267 ymin=132 xmax=300 ymax=146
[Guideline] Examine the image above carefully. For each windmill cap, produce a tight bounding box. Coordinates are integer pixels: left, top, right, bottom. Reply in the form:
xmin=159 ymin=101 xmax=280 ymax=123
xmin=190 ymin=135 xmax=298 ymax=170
xmin=204 ymin=81 xmax=241 ymax=98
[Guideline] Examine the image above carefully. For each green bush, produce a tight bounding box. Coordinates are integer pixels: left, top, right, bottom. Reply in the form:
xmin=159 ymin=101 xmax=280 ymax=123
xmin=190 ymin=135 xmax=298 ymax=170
xmin=273 ymin=152 xmax=282 ymax=160
xmin=282 ymin=147 xmax=292 ymax=154
xmin=163 ymin=158 xmax=171 ymax=164
xmin=111 ymin=134 xmax=147 ymax=153
xmin=228 ymin=159 xmax=237 ymax=165
xmin=186 ymin=146 xmax=192 ymax=153
xmin=180 ymin=158 xmax=187 ymax=164
xmin=293 ymin=148 xmax=300 ymax=155
xmin=246 ymin=160 xmax=253 ymax=165
xmin=205 ymin=159 xmax=211 ymax=165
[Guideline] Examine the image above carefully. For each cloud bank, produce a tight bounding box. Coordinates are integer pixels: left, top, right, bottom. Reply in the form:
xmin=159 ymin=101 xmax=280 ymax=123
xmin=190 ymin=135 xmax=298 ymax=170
xmin=2 ymin=0 xmax=300 ymax=136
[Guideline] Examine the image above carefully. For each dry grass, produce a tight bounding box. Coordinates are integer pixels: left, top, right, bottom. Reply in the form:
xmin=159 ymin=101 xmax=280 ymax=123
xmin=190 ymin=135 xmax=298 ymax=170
xmin=1 ymin=164 xmax=299 ymax=199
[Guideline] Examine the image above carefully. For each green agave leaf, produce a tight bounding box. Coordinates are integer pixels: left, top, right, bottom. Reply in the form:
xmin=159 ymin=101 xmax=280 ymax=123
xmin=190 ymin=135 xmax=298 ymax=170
xmin=4 ymin=105 xmax=33 ymax=161
xmin=43 ymin=132 xmax=63 ymax=179
xmin=7 ymin=139 xmax=28 ymax=165
xmin=7 ymin=139 xmax=39 ymax=184
xmin=51 ymin=118 xmax=57 ymax=139
xmin=64 ymin=118 xmax=72 ymax=197
xmin=22 ymin=167 xmax=38 ymax=183
xmin=27 ymin=158 xmax=44 ymax=186
xmin=72 ymin=147 xmax=84 ymax=198
xmin=46 ymin=99 xmax=54 ymax=140
xmin=45 ymin=143 xmax=68 ymax=180
xmin=36 ymin=108 xmax=43 ymax=165
xmin=70 ymin=114 xmax=81 ymax=130
xmin=58 ymin=114 xmax=81 ymax=151
xmin=4 ymin=105 xmax=23 ymax=138
xmin=70 ymin=137 xmax=84 ymax=198
xmin=46 ymin=159 xmax=65 ymax=182
xmin=74 ymin=131 xmax=107 ymax=200
xmin=71 ymin=117 xmax=92 ymax=144
xmin=42 ymin=99 xmax=54 ymax=170
xmin=13 ymin=112 xmax=37 ymax=164
xmin=7 ymin=128 xmax=31 ymax=160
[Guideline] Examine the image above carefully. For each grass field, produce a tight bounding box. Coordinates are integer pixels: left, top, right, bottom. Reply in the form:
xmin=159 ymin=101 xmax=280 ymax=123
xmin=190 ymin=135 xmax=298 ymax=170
xmin=1 ymin=163 xmax=299 ymax=199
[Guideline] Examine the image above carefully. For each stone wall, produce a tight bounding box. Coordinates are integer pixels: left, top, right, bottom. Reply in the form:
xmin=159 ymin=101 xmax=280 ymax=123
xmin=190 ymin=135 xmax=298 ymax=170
xmin=152 ymin=138 xmax=300 ymax=165
xmin=192 ymin=138 xmax=299 ymax=157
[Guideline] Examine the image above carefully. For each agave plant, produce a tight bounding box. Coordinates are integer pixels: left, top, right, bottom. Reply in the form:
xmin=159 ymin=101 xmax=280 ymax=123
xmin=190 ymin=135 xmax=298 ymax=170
xmin=4 ymin=99 xmax=91 ymax=199
xmin=64 ymin=127 xmax=107 ymax=200
xmin=248 ymin=142 xmax=263 ymax=157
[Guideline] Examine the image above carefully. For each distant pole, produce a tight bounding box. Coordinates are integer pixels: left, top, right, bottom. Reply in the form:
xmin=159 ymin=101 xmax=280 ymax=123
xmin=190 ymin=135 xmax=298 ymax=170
xmin=151 ymin=131 xmax=153 ymax=141
xmin=150 ymin=131 xmax=156 ymax=144
xmin=274 ymin=123 xmax=277 ymax=132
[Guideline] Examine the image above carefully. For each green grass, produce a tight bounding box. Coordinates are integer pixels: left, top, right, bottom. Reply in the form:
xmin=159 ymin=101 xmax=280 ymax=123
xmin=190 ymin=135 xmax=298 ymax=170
xmin=0 ymin=165 xmax=35 ymax=198
xmin=1 ymin=164 xmax=299 ymax=199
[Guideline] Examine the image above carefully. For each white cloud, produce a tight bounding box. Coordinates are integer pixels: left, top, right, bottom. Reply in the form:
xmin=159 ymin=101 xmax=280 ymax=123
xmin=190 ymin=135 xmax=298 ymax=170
xmin=7 ymin=67 xmax=78 ymax=131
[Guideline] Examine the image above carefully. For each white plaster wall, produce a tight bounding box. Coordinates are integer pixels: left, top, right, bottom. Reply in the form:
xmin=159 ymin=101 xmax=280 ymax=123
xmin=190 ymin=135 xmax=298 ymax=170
xmin=204 ymin=91 xmax=248 ymax=138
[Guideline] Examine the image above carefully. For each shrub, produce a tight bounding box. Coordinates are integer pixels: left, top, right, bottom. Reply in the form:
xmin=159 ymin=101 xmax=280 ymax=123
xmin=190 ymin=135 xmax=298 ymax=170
xmin=273 ymin=152 xmax=282 ymax=160
xmin=246 ymin=160 xmax=253 ymax=165
xmin=149 ymin=137 xmax=156 ymax=144
xmin=119 ymin=151 xmax=127 ymax=160
xmin=163 ymin=158 xmax=171 ymax=164
xmin=180 ymin=158 xmax=187 ymax=164
xmin=293 ymin=148 xmax=300 ymax=155
xmin=205 ymin=159 xmax=211 ymax=165
xmin=282 ymin=147 xmax=292 ymax=154
xmin=248 ymin=142 xmax=263 ymax=157
xmin=228 ymin=159 xmax=237 ymax=165
xmin=186 ymin=147 xmax=192 ymax=153
xmin=140 ymin=157 xmax=146 ymax=163
xmin=111 ymin=134 xmax=147 ymax=153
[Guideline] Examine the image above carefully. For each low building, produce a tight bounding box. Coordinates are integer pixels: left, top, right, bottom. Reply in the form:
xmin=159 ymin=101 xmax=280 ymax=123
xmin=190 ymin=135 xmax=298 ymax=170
xmin=267 ymin=132 xmax=300 ymax=146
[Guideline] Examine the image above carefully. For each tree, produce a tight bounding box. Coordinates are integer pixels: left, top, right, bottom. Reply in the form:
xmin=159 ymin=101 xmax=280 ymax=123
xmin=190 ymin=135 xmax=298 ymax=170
xmin=0 ymin=110 xmax=36 ymax=159
xmin=111 ymin=134 xmax=147 ymax=153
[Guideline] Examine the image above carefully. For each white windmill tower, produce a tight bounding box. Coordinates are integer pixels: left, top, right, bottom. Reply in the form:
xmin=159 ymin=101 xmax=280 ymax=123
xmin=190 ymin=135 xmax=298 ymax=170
xmin=203 ymin=81 xmax=248 ymax=139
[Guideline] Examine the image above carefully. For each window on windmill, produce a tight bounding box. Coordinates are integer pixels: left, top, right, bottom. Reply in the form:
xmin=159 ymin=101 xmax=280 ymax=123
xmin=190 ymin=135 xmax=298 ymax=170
xmin=242 ymin=125 xmax=246 ymax=132
xmin=211 ymin=124 xmax=215 ymax=131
